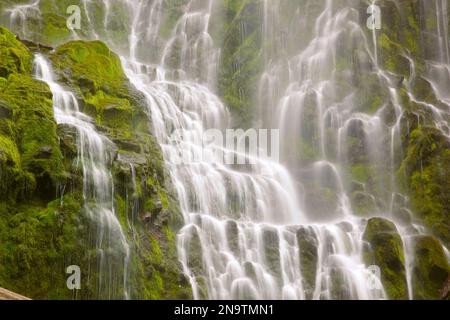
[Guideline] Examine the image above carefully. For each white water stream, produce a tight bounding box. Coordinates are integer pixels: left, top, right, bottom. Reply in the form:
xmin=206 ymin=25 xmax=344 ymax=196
xmin=34 ymin=55 xmax=130 ymax=299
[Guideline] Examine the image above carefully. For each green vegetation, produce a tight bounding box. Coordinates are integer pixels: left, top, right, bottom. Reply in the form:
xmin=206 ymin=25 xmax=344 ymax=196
xmin=297 ymin=227 xmax=318 ymax=299
xmin=412 ymin=236 xmax=450 ymax=299
xmin=398 ymin=126 xmax=450 ymax=248
xmin=0 ymin=27 xmax=190 ymax=299
xmin=363 ymin=218 xmax=408 ymax=300
xmin=0 ymin=27 xmax=33 ymax=76
xmin=219 ymin=0 xmax=263 ymax=127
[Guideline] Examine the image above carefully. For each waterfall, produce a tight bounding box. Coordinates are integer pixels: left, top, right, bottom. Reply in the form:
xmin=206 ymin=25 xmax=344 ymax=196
xmin=117 ymin=0 xmax=388 ymax=299
xmin=119 ymin=0 xmax=312 ymax=299
xmin=4 ymin=0 xmax=450 ymax=300
xmin=34 ymin=55 xmax=130 ymax=299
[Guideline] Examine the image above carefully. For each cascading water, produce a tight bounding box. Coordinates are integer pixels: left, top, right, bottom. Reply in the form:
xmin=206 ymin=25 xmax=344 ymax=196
xmin=119 ymin=0 xmax=317 ymax=299
xmin=118 ymin=0 xmax=387 ymax=299
xmin=257 ymin=0 xmax=450 ymax=300
xmin=33 ymin=55 xmax=130 ymax=299
xmin=4 ymin=0 xmax=450 ymax=300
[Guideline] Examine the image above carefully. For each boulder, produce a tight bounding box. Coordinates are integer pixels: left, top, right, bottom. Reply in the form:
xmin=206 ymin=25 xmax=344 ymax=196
xmin=363 ymin=217 xmax=408 ymax=299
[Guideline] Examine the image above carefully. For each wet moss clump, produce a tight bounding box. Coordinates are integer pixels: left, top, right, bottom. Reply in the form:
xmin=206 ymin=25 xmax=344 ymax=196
xmin=0 ymin=27 xmax=33 ymax=77
xmin=398 ymin=126 xmax=450 ymax=248
xmin=0 ymin=26 xmax=88 ymax=299
xmin=412 ymin=235 xmax=450 ymax=300
xmin=51 ymin=40 xmax=127 ymax=94
xmin=296 ymin=227 xmax=318 ymax=299
xmin=0 ymin=27 xmax=64 ymax=203
xmin=262 ymin=227 xmax=281 ymax=276
xmin=363 ymin=218 xmax=408 ymax=300
xmin=50 ymin=39 xmax=191 ymax=299
xmin=0 ymin=193 xmax=93 ymax=299
xmin=0 ymin=27 xmax=191 ymax=299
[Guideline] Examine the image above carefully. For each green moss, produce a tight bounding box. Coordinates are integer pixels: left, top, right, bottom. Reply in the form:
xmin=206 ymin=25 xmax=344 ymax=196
xmin=412 ymin=236 xmax=450 ymax=300
xmin=350 ymin=164 xmax=371 ymax=183
xmin=0 ymin=37 xmax=65 ymax=202
xmin=84 ymin=90 xmax=134 ymax=136
xmin=398 ymin=126 xmax=450 ymax=247
xmin=297 ymin=227 xmax=318 ymax=299
xmin=351 ymin=192 xmax=377 ymax=216
xmin=51 ymin=40 xmax=127 ymax=95
xmin=363 ymin=218 xmax=408 ymax=299
xmin=0 ymin=74 xmax=65 ymax=186
xmin=185 ymin=227 xmax=204 ymax=277
xmin=219 ymin=0 xmax=263 ymax=127
xmin=0 ymin=134 xmax=29 ymax=201
xmin=40 ymin=12 xmax=71 ymax=45
xmin=111 ymin=162 xmax=191 ymax=299
xmin=0 ymin=193 xmax=92 ymax=299
xmin=0 ymin=27 xmax=33 ymax=77
xmin=262 ymin=227 xmax=280 ymax=276
xmin=0 ymin=26 xmax=188 ymax=299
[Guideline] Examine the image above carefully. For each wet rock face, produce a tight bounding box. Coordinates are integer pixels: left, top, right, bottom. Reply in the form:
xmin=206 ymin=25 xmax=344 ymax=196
xmin=0 ymin=26 xmax=190 ymax=299
xmin=412 ymin=235 xmax=450 ymax=300
xmin=226 ymin=220 xmax=240 ymax=255
xmin=262 ymin=227 xmax=281 ymax=276
xmin=441 ymin=275 xmax=450 ymax=300
xmin=0 ymin=27 xmax=32 ymax=77
xmin=296 ymin=226 xmax=318 ymax=299
xmin=186 ymin=227 xmax=204 ymax=276
xmin=0 ymin=27 xmax=64 ymax=202
xmin=363 ymin=218 xmax=408 ymax=300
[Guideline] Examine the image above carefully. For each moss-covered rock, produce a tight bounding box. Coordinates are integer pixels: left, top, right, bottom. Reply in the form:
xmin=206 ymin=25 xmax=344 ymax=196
xmin=51 ymin=40 xmax=126 ymax=94
xmin=0 ymin=27 xmax=33 ymax=77
xmin=0 ymin=27 xmax=191 ymax=299
xmin=185 ymin=226 xmax=204 ymax=277
xmin=49 ymin=40 xmax=191 ymax=299
xmin=412 ymin=235 xmax=450 ymax=300
xmin=296 ymin=226 xmax=318 ymax=299
xmin=0 ymin=27 xmax=64 ymax=203
xmin=398 ymin=126 xmax=450 ymax=248
xmin=0 ymin=74 xmax=65 ymax=186
xmin=262 ymin=226 xmax=280 ymax=276
xmin=0 ymin=192 xmax=93 ymax=299
xmin=363 ymin=217 xmax=408 ymax=299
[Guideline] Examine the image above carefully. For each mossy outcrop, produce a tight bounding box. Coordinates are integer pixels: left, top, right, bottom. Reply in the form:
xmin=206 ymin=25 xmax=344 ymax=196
xmin=0 ymin=27 xmax=190 ymax=299
xmin=0 ymin=26 xmax=33 ymax=77
xmin=0 ymin=27 xmax=64 ymax=203
xmin=374 ymin=1 xmax=450 ymax=250
xmin=398 ymin=126 xmax=450 ymax=248
xmin=412 ymin=235 xmax=450 ymax=300
xmin=0 ymin=27 xmax=84 ymax=298
xmin=48 ymin=40 xmax=191 ymax=299
xmin=296 ymin=227 xmax=318 ymax=299
xmin=363 ymin=218 xmax=408 ymax=300
xmin=262 ymin=227 xmax=281 ymax=276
